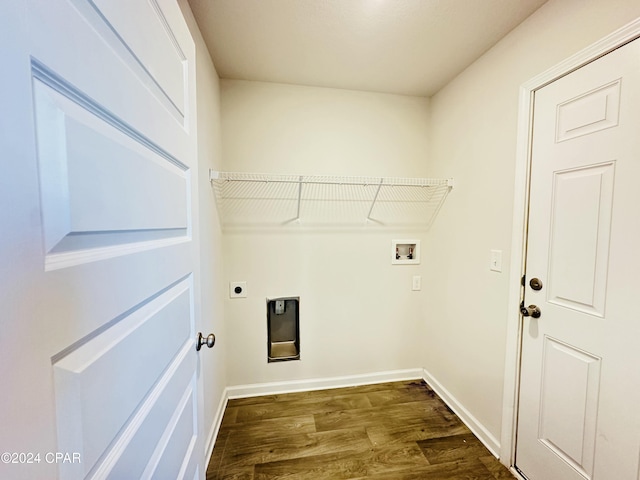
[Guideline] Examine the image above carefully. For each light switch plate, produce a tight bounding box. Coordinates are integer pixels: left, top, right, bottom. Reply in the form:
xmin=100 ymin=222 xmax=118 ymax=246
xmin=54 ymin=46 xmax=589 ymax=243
xmin=412 ymin=275 xmax=422 ymax=291
xmin=490 ymin=250 xmax=502 ymax=272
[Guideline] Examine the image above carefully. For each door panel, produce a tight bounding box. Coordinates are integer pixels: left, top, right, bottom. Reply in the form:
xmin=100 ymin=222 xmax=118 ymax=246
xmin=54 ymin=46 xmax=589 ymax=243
xmin=32 ymin=74 xmax=189 ymax=268
xmin=547 ymin=162 xmax=614 ymax=316
xmin=28 ymin=0 xmax=189 ymax=148
xmin=103 ymin=340 xmax=196 ymax=479
xmin=87 ymin=0 xmax=189 ymax=117
xmin=64 ymin=0 xmax=189 ymax=125
xmin=53 ymin=280 xmax=193 ymax=477
xmin=538 ymin=337 xmax=601 ymax=477
xmin=516 ymin=39 xmax=640 ymax=480
xmin=1 ymin=0 xmax=202 ymax=479
xmin=555 ymin=80 xmax=621 ymax=142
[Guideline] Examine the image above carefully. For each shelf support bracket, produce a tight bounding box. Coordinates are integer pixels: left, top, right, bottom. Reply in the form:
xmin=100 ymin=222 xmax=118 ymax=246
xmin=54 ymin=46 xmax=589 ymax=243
xmin=295 ymin=175 xmax=303 ymax=221
xmin=366 ymin=178 xmax=384 ymax=221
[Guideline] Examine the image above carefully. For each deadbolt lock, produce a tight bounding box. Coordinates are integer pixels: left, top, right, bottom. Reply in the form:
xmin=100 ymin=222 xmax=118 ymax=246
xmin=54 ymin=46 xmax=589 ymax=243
xmin=529 ymin=277 xmax=543 ymax=291
xmin=520 ymin=302 xmax=541 ymax=318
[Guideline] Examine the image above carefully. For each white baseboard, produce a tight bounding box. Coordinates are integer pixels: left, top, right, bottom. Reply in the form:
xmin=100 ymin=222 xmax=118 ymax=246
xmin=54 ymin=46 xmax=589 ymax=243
xmin=421 ymin=368 xmax=501 ymax=457
xmin=204 ymin=389 xmax=229 ymax=465
xmin=225 ymin=368 xmax=424 ymax=399
xmin=510 ymin=467 xmax=526 ymax=480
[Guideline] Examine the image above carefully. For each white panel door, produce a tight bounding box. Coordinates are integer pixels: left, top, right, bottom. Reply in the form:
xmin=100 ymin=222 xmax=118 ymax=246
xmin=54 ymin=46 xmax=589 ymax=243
xmin=0 ymin=1 xmax=206 ymax=479
xmin=516 ymin=39 xmax=640 ymax=480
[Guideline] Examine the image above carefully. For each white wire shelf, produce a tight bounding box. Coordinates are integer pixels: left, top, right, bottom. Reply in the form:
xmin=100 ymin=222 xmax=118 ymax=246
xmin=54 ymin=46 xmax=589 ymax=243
xmin=209 ymin=170 xmax=453 ymax=230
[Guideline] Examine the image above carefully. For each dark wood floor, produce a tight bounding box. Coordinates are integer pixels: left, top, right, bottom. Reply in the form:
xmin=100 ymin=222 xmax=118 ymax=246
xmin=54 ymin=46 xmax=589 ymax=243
xmin=206 ymin=379 xmax=515 ymax=480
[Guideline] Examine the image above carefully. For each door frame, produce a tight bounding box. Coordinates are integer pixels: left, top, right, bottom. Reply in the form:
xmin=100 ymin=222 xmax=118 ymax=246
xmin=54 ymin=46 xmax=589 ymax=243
xmin=499 ymin=16 xmax=640 ymax=472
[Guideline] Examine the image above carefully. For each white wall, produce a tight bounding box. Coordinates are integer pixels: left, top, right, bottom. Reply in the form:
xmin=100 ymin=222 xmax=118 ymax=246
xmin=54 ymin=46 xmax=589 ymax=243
xmin=179 ymin=0 xmax=227 ymax=458
xmin=425 ymin=0 xmax=640 ymax=449
xmin=220 ymin=81 xmax=432 ymax=386
xmin=183 ymin=0 xmax=640 ymax=458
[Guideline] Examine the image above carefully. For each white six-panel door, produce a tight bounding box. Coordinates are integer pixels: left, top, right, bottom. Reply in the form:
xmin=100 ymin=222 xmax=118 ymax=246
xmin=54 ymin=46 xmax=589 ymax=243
xmin=0 ymin=1 xmax=204 ymax=479
xmin=516 ymin=38 xmax=640 ymax=480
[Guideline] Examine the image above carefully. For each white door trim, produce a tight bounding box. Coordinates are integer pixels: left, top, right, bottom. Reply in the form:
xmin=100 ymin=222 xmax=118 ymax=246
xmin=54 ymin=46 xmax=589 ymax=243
xmin=500 ymin=16 xmax=640 ymax=467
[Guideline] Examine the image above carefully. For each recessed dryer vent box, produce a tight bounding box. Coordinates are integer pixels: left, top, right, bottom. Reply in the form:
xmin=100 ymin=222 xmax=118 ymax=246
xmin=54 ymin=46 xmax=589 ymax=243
xmin=392 ymin=239 xmax=420 ymax=265
xmin=267 ymin=297 xmax=300 ymax=362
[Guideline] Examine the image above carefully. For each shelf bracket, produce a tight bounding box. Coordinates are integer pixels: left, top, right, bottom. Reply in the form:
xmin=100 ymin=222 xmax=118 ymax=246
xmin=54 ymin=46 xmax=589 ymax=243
xmin=295 ymin=175 xmax=303 ymax=221
xmin=366 ymin=178 xmax=384 ymax=221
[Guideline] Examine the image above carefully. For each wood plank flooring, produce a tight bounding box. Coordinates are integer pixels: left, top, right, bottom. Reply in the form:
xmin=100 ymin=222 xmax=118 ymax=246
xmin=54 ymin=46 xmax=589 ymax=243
xmin=206 ymin=379 xmax=514 ymax=480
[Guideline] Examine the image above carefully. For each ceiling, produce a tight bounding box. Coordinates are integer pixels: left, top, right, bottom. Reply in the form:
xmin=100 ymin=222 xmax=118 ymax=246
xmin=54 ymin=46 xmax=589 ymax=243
xmin=188 ymin=0 xmax=548 ymax=97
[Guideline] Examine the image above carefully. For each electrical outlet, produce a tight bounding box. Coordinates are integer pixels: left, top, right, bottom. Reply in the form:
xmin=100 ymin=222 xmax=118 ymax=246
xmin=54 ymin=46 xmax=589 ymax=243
xmin=412 ymin=275 xmax=422 ymax=291
xmin=229 ymin=281 xmax=247 ymax=298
